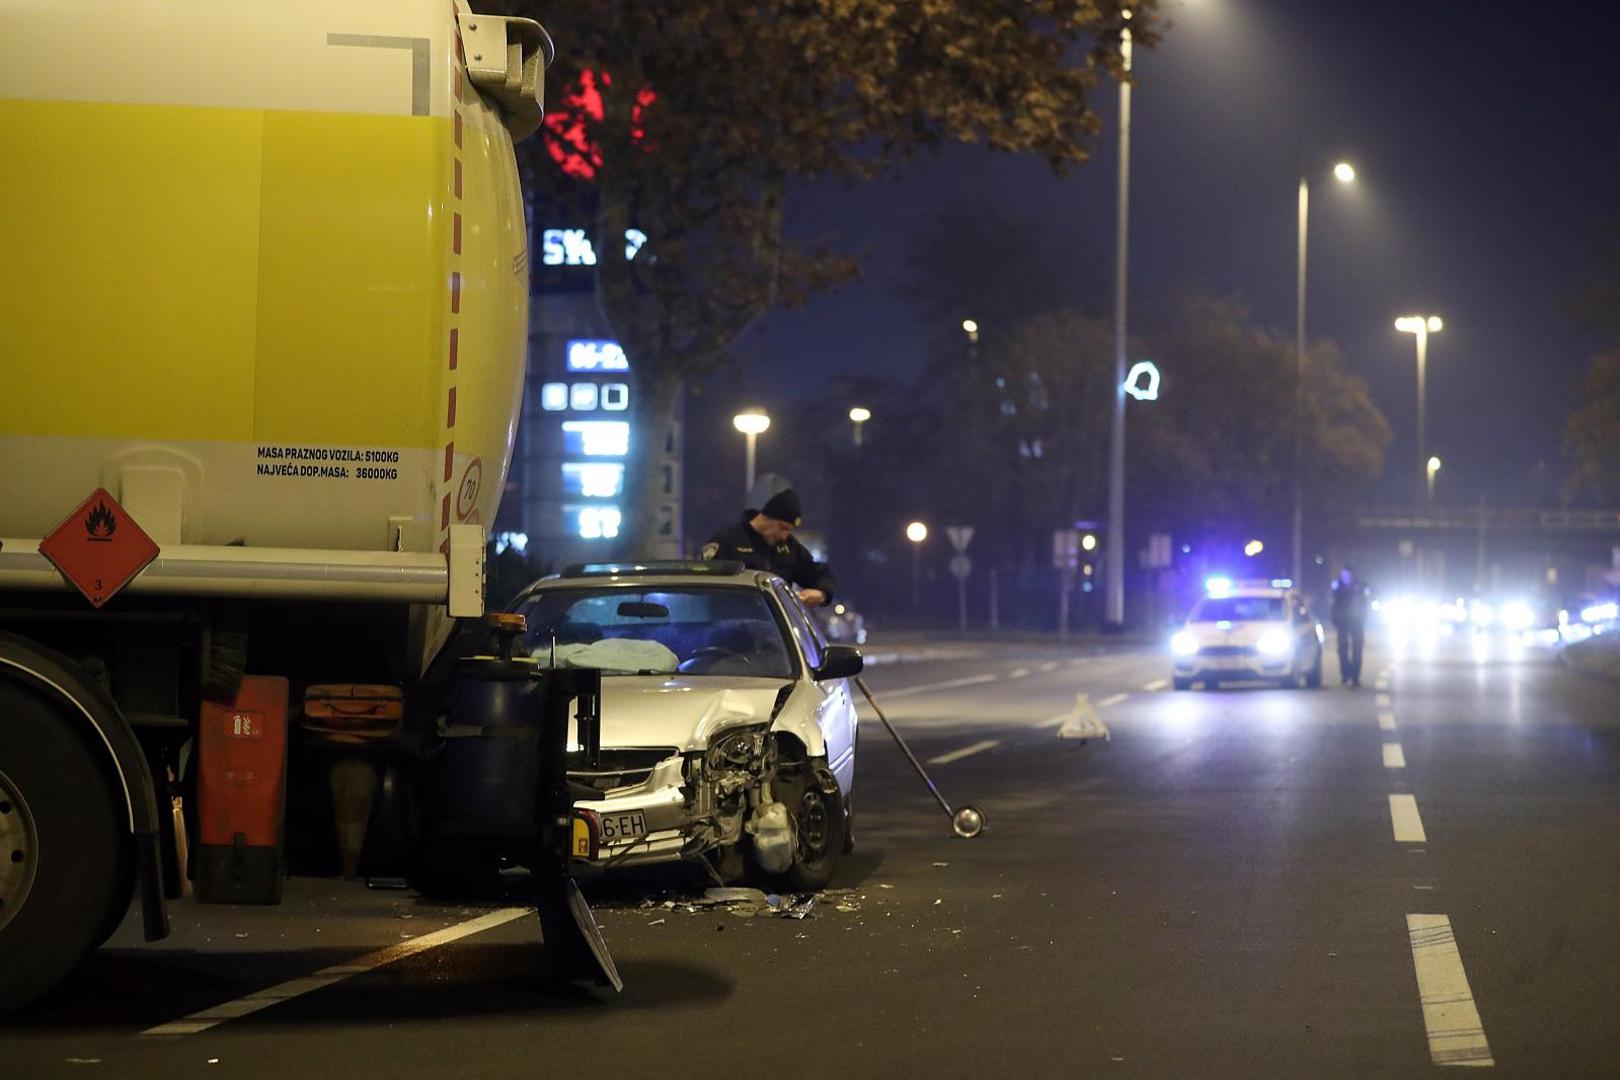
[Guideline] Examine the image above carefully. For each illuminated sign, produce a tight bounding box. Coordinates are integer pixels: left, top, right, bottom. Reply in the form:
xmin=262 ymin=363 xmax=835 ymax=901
xmin=561 ymin=420 xmax=629 ymax=457
xmin=1124 ymin=360 xmax=1160 ymax=402
xmin=542 ymin=229 xmax=648 ymax=267
xmin=567 ymin=340 xmax=629 ymax=372
xmin=541 ymin=382 xmax=629 ymax=412
xmin=570 ymin=505 xmax=622 ymax=540
xmin=562 ymin=462 xmax=625 ymax=498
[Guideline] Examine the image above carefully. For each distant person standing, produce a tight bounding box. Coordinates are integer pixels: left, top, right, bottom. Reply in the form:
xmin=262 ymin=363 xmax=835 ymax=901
xmin=701 ymin=486 xmax=836 ymax=608
xmin=1330 ymin=566 xmax=1370 ymax=687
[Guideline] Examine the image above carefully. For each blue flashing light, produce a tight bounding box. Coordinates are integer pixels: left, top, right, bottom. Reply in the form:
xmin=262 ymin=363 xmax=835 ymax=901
xmin=1270 ymin=578 xmax=1293 ymax=589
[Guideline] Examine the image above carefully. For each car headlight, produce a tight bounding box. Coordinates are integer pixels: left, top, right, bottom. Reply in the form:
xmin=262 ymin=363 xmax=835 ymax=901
xmin=1257 ymin=629 xmax=1293 ymax=657
xmin=1170 ymin=631 xmax=1200 ymax=657
xmin=1500 ymin=601 xmax=1534 ymax=632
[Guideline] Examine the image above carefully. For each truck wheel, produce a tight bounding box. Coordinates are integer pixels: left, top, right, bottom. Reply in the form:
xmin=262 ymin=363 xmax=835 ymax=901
xmin=0 ymin=682 xmax=124 ymax=1012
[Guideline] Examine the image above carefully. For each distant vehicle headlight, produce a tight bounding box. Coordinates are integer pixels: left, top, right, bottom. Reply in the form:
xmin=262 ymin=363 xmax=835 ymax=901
xmin=1170 ymin=631 xmax=1200 ymax=657
xmin=1500 ymin=601 xmax=1535 ymax=632
xmin=1470 ymin=602 xmax=1495 ymax=628
xmin=1581 ymin=602 xmax=1618 ymax=625
xmin=1257 ymin=629 xmax=1293 ymax=657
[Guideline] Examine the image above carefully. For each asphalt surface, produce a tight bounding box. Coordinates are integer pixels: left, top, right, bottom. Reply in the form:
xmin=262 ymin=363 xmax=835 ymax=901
xmin=5 ymin=630 xmax=1620 ymax=1077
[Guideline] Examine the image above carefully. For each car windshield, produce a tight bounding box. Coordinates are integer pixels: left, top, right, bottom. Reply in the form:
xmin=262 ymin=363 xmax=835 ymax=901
xmin=1192 ymin=596 xmax=1285 ymax=623
xmin=518 ymin=585 xmax=795 ymax=678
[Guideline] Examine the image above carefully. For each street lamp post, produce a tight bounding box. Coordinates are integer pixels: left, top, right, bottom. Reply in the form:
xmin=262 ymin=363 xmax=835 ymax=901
xmin=1292 ymin=160 xmax=1357 ymax=587
xmin=1103 ymin=13 xmax=1132 ymax=631
xmin=732 ymin=410 xmax=770 ymax=498
xmin=906 ymin=521 xmax=928 ymax=609
xmin=1395 ymin=315 xmax=1444 ymax=511
xmin=848 ymin=406 xmax=871 ymax=448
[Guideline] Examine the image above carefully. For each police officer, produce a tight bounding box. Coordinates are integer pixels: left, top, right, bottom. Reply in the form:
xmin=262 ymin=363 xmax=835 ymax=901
xmin=701 ymin=487 xmax=836 ymax=607
xmin=1329 ymin=565 xmax=1370 ymax=687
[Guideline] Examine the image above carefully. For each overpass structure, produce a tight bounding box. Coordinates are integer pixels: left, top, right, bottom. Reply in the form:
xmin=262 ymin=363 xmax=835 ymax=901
xmin=1346 ymin=506 xmax=1620 ymax=599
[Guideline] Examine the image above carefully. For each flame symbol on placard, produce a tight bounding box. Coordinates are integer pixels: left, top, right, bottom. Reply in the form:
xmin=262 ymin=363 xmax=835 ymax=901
xmin=85 ymin=500 xmax=118 ymax=541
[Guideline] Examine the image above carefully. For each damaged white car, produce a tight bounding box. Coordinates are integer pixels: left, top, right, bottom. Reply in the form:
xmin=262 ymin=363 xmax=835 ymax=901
xmin=511 ymin=562 xmax=861 ymax=889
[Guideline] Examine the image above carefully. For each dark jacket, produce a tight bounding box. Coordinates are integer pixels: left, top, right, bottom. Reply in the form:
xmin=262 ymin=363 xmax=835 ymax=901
xmin=1330 ymin=578 xmax=1370 ymax=625
xmin=702 ymin=515 xmax=836 ymax=603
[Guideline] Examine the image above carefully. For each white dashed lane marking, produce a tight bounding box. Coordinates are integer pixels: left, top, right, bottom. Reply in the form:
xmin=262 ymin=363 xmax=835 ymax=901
xmin=1379 ymin=712 xmax=1397 ymax=731
xmin=1407 ymin=914 xmax=1494 ymax=1067
xmin=1383 ymin=743 xmax=1407 ymax=769
xmin=1389 ymin=794 xmax=1427 ymax=843
xmin=1097 ymin=693 xmax=1129 ymax=708
xmin=927 ymin=739 xmax=1000 ymax=765
xmin=1141 ymin=678 xmax=1169 ymax=691
xmin=877 ymin=673 xmax=999 ymax=700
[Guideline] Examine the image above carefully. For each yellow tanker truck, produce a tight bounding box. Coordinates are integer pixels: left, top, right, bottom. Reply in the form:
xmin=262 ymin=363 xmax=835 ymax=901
xmin=0 ymin=0 xmax=618 ymax=1009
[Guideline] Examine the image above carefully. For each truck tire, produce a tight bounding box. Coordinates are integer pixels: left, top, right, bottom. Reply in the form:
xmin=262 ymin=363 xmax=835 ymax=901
xmin=0 ymin=681 xmax=124 ymax=1012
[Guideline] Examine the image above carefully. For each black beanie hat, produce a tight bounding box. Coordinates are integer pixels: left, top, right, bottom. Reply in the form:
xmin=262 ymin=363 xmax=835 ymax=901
xmin=759 ymin=487 xmax=803 ymax=526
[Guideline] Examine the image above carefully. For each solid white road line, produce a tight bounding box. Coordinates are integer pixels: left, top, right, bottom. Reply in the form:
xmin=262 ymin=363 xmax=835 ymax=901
xmin=1389 ymin=794 xmax=1427 ymax=843
xmin=140 ymin=907 xmax=532 ymax=1037
xmin=1406 ymin=914 xmax=1495 ymax=1067
xmin=1379 ymin=712 xmax=1398 ymax=731
xmin=928 ymin=739 xmax=1000 ymax=765
xmin=1097 ymin=693 xmax=1129 ymax=708
xmin=877 ymin=673 xmax=1000 ymax=700
xmin=1383 ymin=743 xmax=1407 ymax=769
xmin=1141 ymin=678 xmax=1169 ymax=691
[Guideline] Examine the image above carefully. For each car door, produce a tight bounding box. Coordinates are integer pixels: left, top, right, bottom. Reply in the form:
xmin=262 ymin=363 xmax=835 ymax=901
xmin=772 ymin=583 xmax=857 ymax=789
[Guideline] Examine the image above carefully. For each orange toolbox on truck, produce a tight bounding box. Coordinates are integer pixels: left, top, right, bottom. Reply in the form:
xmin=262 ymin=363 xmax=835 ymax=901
xmin=194 ymin=676 xmax=290 ymax=903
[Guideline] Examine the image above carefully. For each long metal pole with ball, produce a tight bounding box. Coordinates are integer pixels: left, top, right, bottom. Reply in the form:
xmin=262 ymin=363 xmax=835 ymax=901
xmin=855 ymin=677 xmax=985 ymax=838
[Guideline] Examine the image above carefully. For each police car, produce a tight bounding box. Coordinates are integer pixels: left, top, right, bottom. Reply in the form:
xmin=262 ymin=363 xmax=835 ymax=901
xmin=1170 ymin=578 xmax=1325 ymax=690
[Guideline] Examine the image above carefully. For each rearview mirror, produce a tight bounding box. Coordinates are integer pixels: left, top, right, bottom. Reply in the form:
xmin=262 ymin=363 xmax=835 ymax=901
xmin=815 ymin=645 xmax=864 ymax=681
xmin=617 ymin=601 xmax=669 ymax=619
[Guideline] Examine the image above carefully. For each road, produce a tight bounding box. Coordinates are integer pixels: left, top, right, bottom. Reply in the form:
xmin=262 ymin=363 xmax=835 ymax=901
xmin=5 ymin=630 xmax=1620 ymax=1077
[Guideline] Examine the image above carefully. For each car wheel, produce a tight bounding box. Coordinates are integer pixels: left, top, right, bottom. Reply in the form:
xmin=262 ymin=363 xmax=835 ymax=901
xmin=1172 ymin=678 xmax=1193 ymax=691
xmin=780 ymin=765 xmax=846 ymax=892
xmin=0 ymin=681 xmax=125 ymax=1013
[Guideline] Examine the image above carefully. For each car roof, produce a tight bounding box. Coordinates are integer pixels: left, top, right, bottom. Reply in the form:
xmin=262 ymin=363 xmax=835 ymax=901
xmin=528 ymin=565 xmax=783 ymax=594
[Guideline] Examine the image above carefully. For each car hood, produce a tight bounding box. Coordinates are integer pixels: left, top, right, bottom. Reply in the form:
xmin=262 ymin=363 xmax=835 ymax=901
xmin=596 ymin=675 xmax=793 ymax=752
xmin=1186 ymin=621 xmax=1288 ymax=646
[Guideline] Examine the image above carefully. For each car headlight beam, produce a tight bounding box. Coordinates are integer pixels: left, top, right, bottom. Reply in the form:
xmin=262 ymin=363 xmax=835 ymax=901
xmin=1170 ymin=631 xmax=1199 ymax=657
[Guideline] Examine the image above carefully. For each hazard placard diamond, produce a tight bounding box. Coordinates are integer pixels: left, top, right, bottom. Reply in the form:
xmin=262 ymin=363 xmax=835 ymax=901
xmin=38 ymin=488 xmax=161 ymax=608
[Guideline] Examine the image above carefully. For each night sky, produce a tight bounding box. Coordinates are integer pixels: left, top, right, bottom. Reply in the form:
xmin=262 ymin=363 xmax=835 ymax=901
xmin=737 ymin=0 xmax=1620 ymax=509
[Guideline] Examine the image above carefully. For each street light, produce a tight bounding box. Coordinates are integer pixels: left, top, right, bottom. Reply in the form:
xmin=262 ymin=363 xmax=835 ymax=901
xmin=1395 ymin=315 xmax=1444 ymax=511
xmin=906 ymin=521 xmax=928 ymax=609
xmin=1427 ymin=455 xmax=1442 ymax=507
xmin=1103 ymin=11 xmax=1135 ymax=632
xmin=1292 ymin=159 xmax=1358 ymax=587
xmin=848 ymin=405 xmax=871 ymax=447
xmin=732 ymin=409 xmax=770 ymax=497
xmin=961 ymin=319 xmax=979 ymax=342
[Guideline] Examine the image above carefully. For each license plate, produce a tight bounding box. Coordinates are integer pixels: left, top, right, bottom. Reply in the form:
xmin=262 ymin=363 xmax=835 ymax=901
xmin=1212 ymin=657 xmax=1250 ymax=670
xmin=598 ymin=811 xmax=647 ymax=843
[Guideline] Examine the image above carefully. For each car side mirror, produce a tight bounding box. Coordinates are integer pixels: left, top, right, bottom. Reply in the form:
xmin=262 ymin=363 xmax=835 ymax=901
xmin=815 ymin=645 xmax=864 ymax=681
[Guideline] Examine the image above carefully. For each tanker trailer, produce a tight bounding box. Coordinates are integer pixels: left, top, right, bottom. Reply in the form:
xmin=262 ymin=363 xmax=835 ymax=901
xmin=0 ymin=0 xmax=617 ymax=1010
